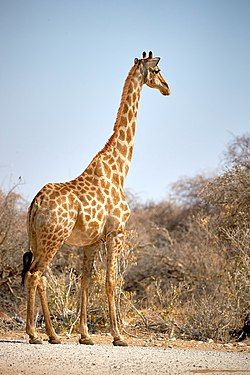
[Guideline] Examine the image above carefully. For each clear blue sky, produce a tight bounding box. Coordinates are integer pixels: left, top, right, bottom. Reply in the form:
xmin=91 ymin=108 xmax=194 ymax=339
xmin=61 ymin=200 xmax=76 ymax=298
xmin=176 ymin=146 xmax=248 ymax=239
xmin=1 ymin=0 xmax=249 ymax=203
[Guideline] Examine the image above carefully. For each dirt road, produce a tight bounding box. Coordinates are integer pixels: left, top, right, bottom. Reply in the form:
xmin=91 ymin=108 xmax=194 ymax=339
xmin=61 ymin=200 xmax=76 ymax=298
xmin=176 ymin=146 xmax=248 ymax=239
xmin=0 ymin=339 xmax=249 ymax=375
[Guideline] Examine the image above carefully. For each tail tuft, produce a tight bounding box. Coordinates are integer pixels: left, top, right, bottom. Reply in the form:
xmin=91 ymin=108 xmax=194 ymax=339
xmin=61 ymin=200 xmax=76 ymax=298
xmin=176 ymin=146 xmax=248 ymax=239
xmin=21 ymin=251 xmax=33 ymax=287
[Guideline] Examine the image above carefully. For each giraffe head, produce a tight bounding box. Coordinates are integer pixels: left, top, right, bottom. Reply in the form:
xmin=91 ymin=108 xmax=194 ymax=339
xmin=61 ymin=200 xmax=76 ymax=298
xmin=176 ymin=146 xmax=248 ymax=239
xmin=134 ymin=51 xmax=170 ymax=96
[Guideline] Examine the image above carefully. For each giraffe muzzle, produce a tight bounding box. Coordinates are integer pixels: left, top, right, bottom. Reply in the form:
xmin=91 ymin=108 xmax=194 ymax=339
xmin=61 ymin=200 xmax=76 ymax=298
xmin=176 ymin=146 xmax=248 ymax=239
xmin=161 ymin=84 xmax=170 ymax=96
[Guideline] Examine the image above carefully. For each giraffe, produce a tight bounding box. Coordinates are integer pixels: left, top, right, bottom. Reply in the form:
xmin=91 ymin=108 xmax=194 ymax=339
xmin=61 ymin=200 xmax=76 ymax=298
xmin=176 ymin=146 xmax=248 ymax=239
xmin=22 ymin=51 xmax=170 ymax=346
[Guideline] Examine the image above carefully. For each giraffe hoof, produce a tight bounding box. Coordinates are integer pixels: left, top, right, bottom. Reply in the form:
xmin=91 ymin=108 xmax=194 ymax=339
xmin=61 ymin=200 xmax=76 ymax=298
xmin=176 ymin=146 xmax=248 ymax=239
xmin=79 ymin=338 xmax=94 ymax=345
xmin=113 ymin=339 xmax=128 ymax=347
xmin=48 ymin=337 xmax=61 ymax=344
xmin=29 ymin=337 xmax=43 ymax=344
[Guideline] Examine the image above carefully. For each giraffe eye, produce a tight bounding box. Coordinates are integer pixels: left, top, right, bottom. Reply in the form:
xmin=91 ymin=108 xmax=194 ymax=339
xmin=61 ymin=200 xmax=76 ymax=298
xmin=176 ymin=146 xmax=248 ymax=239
xmin=154 ymin=69 xmax=160 ymax=74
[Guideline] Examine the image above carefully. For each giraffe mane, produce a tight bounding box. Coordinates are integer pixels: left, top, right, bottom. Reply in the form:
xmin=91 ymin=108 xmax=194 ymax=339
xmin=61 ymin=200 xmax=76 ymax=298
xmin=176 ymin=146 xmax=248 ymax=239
xmin=95 ymin=63 xmax=138 ymax=157
xmin=113 ymin=63 xmax=138 ymax=132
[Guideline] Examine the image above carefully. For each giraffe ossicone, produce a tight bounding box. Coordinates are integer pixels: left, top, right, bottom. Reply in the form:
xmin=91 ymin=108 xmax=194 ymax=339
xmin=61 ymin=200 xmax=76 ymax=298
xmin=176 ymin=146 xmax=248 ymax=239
xmin=22 ymin=51 xmax=170 ymax=346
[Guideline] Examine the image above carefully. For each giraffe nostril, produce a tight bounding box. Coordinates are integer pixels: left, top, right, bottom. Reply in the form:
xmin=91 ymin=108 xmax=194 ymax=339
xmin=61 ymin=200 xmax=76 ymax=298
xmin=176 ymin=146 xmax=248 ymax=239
xmin=164 ymin=83 xmax=170 ymax=93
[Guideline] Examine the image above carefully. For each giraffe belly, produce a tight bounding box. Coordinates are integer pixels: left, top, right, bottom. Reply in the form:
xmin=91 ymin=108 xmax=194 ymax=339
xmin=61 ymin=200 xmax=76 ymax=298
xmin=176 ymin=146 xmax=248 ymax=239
xmin=65 ymin=227 xmax=102 ymax=246
xmin=65 ymin=212 xmax=106 ymax=247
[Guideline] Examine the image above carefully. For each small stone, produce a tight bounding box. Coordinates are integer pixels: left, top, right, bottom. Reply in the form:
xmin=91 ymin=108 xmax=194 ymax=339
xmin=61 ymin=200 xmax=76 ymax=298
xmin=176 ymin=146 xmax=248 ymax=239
xmin=223 ymin=343 xmax=232 ymax=348
xmin=207 ymin=338 xmax=214 ymax=343
xmin=157 ymin=334 xmax=165 ymax=339
xmin=237 ymin=342 xmax=246 ymax=347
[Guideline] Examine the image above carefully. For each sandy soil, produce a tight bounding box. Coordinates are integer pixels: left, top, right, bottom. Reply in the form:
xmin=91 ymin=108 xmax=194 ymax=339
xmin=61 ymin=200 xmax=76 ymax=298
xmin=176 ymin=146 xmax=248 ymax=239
xmin=0 ymin=332 xmax=249 ymax=375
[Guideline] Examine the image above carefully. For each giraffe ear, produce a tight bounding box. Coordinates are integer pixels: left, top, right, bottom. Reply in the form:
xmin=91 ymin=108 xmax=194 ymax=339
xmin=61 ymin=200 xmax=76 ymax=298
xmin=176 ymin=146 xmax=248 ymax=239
xmin=134 ymin=58 xmax=139 ymax=64
xmin=154 ymin=57 xmax=160 ymax=65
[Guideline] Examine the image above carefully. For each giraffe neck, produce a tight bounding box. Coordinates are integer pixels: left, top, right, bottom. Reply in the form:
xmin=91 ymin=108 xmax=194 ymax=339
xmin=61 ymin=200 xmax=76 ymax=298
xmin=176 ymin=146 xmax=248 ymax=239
xmin=75 ymin=64 xmax=144 ymax=188
xmin=103 ymin=64 xmax=144 ymax=180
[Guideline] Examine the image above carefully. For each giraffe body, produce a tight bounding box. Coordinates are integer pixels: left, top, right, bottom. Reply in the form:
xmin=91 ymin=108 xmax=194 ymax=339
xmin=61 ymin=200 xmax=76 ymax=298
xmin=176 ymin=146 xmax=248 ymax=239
xmin=24 ymin=52 xmax=170 ymax=345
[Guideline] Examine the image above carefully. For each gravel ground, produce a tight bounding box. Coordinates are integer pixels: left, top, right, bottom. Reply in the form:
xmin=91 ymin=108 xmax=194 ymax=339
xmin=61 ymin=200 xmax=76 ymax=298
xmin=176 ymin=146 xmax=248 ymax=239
xmin=0 ymin=340 xmax=249 ymax=375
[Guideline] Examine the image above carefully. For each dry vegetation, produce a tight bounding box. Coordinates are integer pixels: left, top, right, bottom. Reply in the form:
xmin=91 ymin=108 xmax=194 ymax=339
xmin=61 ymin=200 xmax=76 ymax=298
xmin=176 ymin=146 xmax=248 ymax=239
xmin=0 ymin=134 xmax=249 ymax=343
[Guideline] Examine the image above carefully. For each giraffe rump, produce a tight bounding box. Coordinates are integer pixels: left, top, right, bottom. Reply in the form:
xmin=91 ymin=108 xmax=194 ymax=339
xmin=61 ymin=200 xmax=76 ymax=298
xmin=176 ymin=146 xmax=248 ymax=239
xmin=21 ymin=251 xmax=33 ymax=287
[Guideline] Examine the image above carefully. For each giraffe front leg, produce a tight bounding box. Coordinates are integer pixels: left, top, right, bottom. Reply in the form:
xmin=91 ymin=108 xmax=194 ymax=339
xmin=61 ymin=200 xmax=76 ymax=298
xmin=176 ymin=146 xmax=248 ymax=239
xmin=79 ymin=244 xmax=97 ymax=345
xmin=106 ymin=233 xmax=128 ymax=346
xmin=25 ymin=271 xmax=43 ymax=344
xmin=37 ymin=276 xmax=61 ymax=344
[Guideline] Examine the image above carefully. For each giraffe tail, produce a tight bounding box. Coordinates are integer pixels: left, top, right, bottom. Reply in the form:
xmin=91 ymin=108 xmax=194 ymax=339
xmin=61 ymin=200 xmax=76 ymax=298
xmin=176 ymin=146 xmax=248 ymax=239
xmin=21 ymin=196 xmax=37 ymax=287
xmin=21 ymin=251 xmax=33 ymax=288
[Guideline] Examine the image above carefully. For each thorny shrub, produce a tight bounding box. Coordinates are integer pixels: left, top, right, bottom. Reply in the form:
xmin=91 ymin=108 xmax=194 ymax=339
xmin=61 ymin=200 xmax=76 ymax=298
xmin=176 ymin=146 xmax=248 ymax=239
xmin=123 ymin=134 xmax=249 ymax=341
xmin=0 ymin=185 xmax=27 ymax=317
xmin=0 ymin=134 xmax=249 ymax=342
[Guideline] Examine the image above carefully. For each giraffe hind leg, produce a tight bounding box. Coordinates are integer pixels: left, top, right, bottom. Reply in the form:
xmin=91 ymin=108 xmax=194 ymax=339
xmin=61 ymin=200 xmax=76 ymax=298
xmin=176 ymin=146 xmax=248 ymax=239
xmin=26 ymin=271 xmax=60 ymax=344
xmin=23 ymin=251 xmax=43 ymax=343
xmin=25 ymin=271 xmax=43 ymax=344
xmin=37 ymin=275 xmax=61 ymax=344
xmin=26 ymin=239 xmax=65 ymax=344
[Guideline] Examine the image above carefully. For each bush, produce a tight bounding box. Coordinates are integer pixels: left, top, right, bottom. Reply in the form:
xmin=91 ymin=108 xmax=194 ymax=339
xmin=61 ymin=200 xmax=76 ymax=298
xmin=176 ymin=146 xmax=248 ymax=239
xmin=0 ymin=134 xmax=249 ymax=342
xmin=0 ymin=185 xmax=28 ymax=316
xmin=124 ymin=134 xmax=250 ymax=341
